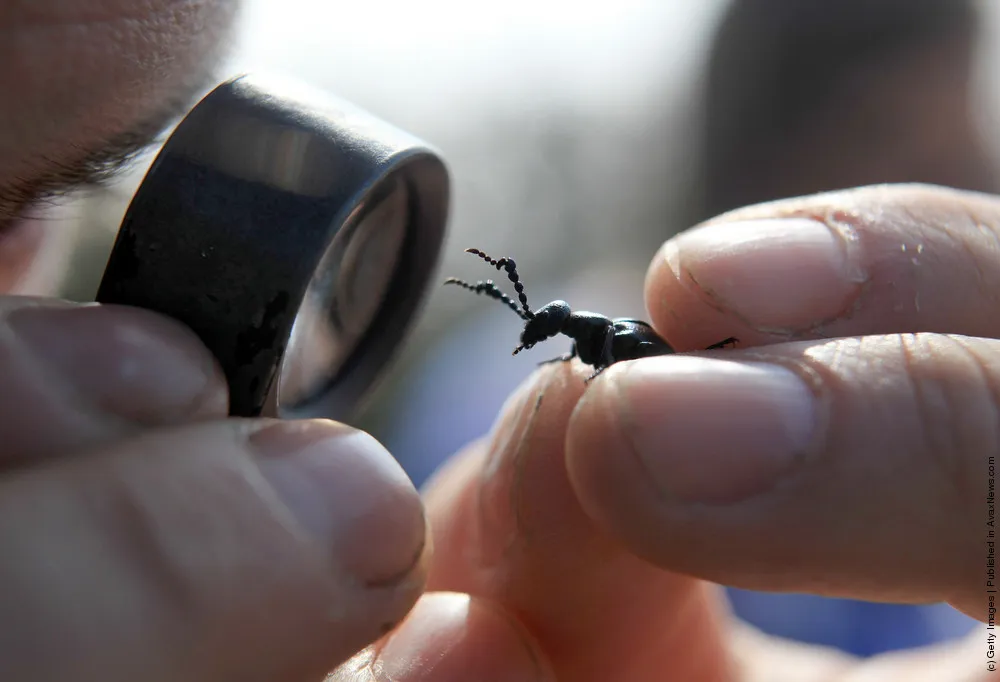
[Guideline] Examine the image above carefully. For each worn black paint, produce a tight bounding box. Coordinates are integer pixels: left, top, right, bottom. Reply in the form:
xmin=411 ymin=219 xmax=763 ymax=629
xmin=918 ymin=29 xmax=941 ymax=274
xmin=97 ymin=75 xmax=450 ymax=419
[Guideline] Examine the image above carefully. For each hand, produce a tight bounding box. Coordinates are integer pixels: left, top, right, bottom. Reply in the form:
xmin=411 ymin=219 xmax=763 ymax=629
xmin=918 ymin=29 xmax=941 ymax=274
xmin=0 ymin=299 xmax=429 ymax=682
xmin=1 ymin=4 xmax=428 ymax=681
xmin=347 ymin=184 xmax=992 ymax=681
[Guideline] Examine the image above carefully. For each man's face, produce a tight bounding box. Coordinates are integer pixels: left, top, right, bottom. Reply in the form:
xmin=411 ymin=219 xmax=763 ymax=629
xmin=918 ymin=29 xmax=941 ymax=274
xmin=0 ymin=1 xmax=241 ymax=289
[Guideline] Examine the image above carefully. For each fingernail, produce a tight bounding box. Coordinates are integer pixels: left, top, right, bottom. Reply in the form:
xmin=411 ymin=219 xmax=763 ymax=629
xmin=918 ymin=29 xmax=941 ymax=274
xmin=8 ymin=304 xmax=226 ymax=423
xmin=618 ymin=357 xmax=817 ymax=505
xmin=251 ymin=420 xmax=427 ymax=586
xmin=668 ymin=218 xmax=865 ymax=329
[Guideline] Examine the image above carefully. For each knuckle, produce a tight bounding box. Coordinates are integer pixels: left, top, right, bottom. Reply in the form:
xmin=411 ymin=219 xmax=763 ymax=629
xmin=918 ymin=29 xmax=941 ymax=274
xmin=899 ymin=333 xmax=1000 ymax=502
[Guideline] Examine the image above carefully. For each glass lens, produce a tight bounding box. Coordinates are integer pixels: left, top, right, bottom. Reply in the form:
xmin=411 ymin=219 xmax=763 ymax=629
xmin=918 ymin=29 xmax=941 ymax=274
xmin=277 ymin=174 xmax=408 ymax=408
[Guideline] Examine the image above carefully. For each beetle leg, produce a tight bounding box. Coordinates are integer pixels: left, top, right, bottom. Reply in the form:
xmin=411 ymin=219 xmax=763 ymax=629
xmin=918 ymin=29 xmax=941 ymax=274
xmin=585 ymin=365 xmax=608 ymax=383
xmin=600 ymin=326 xmax=616 ymax=366
xmin=538 ymin=343 xmax=577 ymax=366
xmin=705 ymin=336 xmax=738 ymax=350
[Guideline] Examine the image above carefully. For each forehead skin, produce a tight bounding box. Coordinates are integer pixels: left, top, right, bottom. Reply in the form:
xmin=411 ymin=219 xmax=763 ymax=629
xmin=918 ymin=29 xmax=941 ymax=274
xmin=0 ymin=1 xmax=240 ymax=215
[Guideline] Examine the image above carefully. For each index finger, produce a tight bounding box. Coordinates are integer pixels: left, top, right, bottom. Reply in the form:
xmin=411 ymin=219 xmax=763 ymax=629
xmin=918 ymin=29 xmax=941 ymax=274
xmin=421 ymin=363 xmax=735 ymax=682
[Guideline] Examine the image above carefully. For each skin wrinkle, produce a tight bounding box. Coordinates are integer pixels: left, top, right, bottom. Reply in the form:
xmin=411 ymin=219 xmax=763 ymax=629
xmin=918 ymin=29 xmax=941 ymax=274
xmin=959 ymin=211 xmax=1000 ymax=308
xmin=966 ymin=215 xmax=994 ymax=289
xmin=477 ymin=398 xmax=531 ymax=562
xmin=801 ymin=338 xmax=881 ymax=426
xmin=897 ymin=333 xmax=1000 ymax=532
xmin=0 ymin=312 xmax=135 ymax=440
xmin=815 ymin=334 xmax=977 ymax=600
xmin=674 ymin=208 xmax=872 ymax=341
xmin=819 ymin=209 xmax=865 ymax=283
xmin=93 ymin=466 xmax=198 ymax=649
xmin=168 ymin=439 xmax=366 ymax=681
xmin=739 ymin=345 xmax=838 ymax=497
xmin=474 ymin=365 xmax=565 ymax=567
xmin=895 ymin=333 xmax=945 ymax=491
xmin=508 ymin=391 xmax=545 ymax=551
xmin=971 ymin=210 xmax=1000 ymax=258
xmin=0 ymin=0 xmax=237 ymax=224
xmin=363 ymin=640 xmax=385 ymax=675
xmin=952 ymin=336 xmax=1000 ymax=494
xmin=915 ymin=335 xmax=1000 ymax=505
xmin=665 ymin=305 xmax=684 ymax=330
xmin=0 ymin=304 xmax=221 ymax=429
xmin=893 ymin=205 xmax=951 ymax=317
xmin=226 ymin=422 xmax=332 ymax=578
xmin=0 ymin=341 xmax=102 ymax=467
xmin=889 ymin=192 xmax=1000 ymax=319
xmin=683 ymin=269 xmax=731 ymax=317
xmin=822 ymin=337 xmax=855 ymax=384
xmin=174 ymin=425 xmax=347 ymax=612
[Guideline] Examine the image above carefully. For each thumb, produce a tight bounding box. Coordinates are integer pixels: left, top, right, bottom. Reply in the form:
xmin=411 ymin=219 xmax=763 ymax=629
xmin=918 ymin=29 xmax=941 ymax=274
xmin=0 ymin=418 xmax=428 ymax=682
xmin=566 ymin=334 xmax=992 ymax=622
xmin=0 ymin=297 xmax=228 ymax=465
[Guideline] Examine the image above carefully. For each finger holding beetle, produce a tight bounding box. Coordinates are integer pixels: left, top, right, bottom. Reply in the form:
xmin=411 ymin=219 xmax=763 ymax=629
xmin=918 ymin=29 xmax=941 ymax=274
xmin=569 ymin=183 xmax=1000 ymax=622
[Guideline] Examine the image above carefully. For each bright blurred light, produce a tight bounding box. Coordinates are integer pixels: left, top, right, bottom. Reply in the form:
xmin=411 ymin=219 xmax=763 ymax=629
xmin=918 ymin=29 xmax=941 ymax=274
xmin=229 ymin=0 xmax=728 ymax=108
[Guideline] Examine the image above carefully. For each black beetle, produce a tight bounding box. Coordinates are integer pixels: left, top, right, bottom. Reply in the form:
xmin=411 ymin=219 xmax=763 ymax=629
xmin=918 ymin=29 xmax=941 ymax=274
xmin=445 ymin=248 xmax=738 ymax=381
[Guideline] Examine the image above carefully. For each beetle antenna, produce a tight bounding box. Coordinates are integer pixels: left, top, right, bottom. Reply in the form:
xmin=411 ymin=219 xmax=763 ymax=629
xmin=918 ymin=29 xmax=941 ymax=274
xmin=465 ymin=248 xmax=533 ymax=318
xmin=444 ymin=278 xmax=529 ymax=321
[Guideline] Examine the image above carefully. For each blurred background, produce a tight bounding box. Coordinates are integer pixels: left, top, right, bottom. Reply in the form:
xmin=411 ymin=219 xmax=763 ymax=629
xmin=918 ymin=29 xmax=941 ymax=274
xmin=61 ymin=0 xmax=996 ymax=659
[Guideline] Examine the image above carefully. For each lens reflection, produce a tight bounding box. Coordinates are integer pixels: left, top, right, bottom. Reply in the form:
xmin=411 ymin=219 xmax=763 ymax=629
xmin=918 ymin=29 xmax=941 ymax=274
xmin=278 ymin=174 xmax=408 ymax=408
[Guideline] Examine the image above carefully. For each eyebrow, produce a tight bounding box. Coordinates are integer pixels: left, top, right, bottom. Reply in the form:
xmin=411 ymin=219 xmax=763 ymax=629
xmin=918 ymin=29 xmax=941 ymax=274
xmin=0 ymin=78 xmax=213 ymax=229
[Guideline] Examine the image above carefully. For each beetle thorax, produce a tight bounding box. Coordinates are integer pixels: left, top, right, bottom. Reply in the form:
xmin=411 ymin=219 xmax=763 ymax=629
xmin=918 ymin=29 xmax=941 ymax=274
xmin=521 ymin=300 xmax=571 ymax=345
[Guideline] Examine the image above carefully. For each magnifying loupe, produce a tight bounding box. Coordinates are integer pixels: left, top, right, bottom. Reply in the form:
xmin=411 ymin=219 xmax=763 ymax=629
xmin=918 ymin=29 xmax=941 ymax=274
xmin=96 ymin=74 xmax=449 ymax=420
